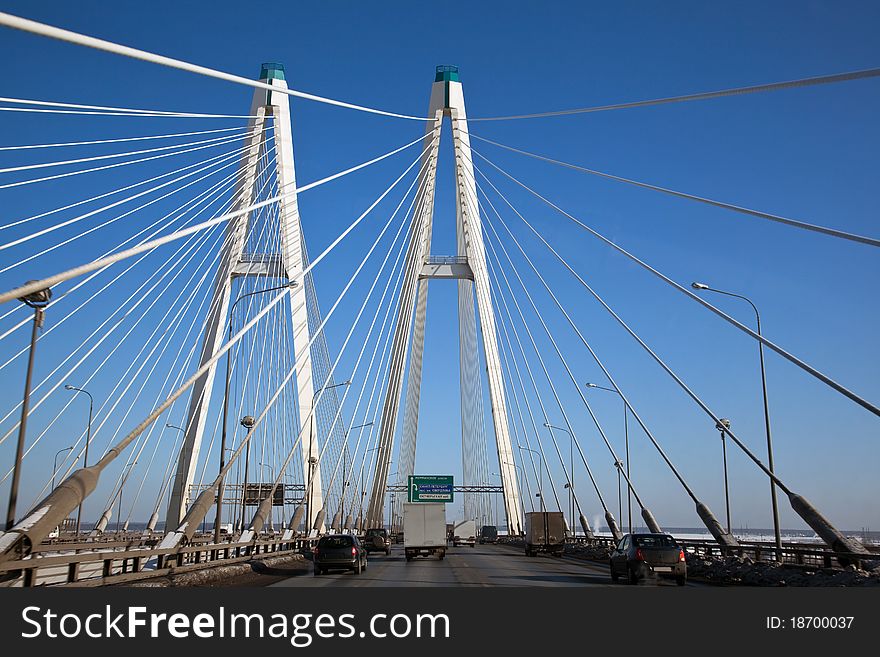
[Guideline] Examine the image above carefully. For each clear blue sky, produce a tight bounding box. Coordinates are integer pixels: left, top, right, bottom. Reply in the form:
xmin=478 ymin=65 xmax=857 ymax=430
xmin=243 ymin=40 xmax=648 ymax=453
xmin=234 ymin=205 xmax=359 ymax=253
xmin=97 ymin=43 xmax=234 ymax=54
xmin=0 ymin=1 xmax=877 ymax=533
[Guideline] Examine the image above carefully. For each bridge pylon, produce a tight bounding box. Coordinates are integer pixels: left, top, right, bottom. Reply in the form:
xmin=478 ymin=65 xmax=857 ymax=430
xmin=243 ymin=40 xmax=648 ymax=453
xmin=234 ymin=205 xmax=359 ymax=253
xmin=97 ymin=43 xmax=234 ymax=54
xmin=366 ymin=66 xmax=523 ymax=535
xmin=164 ymin=63 xmax=324 ymax=534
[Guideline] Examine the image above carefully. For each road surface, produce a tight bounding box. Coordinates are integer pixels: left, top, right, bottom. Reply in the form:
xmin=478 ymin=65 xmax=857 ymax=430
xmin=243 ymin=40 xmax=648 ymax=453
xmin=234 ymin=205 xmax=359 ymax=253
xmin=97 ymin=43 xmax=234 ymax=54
xmin=269 ymin=542 xmax=703 ymax=587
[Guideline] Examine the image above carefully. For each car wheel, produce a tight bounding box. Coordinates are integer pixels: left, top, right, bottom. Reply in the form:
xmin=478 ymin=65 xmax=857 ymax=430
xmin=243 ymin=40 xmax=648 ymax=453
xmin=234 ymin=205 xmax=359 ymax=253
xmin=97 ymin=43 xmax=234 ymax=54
xmin=354 ymin=560 xmax=362 ymax=575
xmin=386 ymin=549 xmax=391 ymax=556
xmin=314 ymin=567 xmax=322 ymax=577
xmin=610 ymin=561 xmax=619 ymax=583
xmin=628 ymin=566 xmax=640 ymax=585
xmin=676 ymin=575 xmax=687 ymax=587
xmin=438 ymin=550 xmax=445 ymax=560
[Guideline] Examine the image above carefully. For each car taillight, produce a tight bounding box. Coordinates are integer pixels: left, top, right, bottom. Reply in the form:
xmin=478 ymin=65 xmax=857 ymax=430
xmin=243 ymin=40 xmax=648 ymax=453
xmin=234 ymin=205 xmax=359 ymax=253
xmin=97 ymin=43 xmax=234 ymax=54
xmin=635 ymin=548 xmax=645 ymax=561
xmin=352 ymin=547 xmax=357 ymax=556
xmin=679 ymin=548 xmax=686 ymax=562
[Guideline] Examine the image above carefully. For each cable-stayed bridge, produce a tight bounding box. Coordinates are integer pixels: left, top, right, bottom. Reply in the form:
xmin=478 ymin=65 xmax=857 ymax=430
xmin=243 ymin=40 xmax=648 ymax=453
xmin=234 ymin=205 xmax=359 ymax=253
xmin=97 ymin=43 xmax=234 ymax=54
xmin=0 ymin=12 xmax=877 ymax=587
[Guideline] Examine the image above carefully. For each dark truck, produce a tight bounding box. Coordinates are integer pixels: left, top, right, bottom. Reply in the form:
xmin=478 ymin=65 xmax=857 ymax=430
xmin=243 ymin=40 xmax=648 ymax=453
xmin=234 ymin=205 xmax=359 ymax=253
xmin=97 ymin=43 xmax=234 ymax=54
xmin=479 ymin=525 xmax=498 ymax=544
xmin=363 ymin=527 xmax=391 ymax=555
xmin=523 ymin=511 xmax=565 ymax=557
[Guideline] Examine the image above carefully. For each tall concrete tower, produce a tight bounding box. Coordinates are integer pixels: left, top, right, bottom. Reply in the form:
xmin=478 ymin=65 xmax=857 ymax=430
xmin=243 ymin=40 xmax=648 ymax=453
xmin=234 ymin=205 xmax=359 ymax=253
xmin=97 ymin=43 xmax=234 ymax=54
xmin=165 ymin=63 xmax=324 ymax=533
xmin=366 ymin=66 xmax=523 ymax=535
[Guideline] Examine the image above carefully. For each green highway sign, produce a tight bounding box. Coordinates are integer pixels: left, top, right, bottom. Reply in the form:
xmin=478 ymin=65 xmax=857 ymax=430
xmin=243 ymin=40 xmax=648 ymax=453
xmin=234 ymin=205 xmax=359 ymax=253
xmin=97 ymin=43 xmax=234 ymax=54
xmin=408 ymin=475 xmax=454 ymax=503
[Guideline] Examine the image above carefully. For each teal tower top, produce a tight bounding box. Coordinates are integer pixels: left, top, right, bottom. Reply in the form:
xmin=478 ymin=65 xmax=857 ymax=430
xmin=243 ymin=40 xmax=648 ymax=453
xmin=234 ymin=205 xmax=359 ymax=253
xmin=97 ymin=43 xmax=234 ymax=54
xmin=434 ymin=65 xmax=460 ymax=82
xmin=260 ymin=62 xmax=286 ymax=81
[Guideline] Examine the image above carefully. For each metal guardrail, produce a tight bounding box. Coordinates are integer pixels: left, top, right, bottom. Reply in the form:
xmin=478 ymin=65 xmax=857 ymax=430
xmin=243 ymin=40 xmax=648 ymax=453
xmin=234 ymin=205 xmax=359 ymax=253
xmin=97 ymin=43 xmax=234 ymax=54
xmin=7 ymin=532 xmax=875 ymax=587
xmin=0 ymin=533 xmax=318 ymax=587
xmin=559 ymin=536 xmax=878 ymax=570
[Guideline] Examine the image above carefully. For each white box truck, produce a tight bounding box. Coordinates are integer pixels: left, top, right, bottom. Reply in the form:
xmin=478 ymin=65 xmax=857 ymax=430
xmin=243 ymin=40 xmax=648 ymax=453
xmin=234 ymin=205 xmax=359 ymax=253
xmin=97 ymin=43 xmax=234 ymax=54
xmin=452 ymin=519 xmax=476 ymax=547
xmin=403 ymin=502 xmax=447 ymax=561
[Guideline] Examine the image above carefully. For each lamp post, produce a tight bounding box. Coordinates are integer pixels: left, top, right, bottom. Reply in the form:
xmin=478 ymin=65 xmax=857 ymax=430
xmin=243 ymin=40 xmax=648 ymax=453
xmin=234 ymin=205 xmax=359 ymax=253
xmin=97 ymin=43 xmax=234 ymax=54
xmin=388 ymin=471 xmax=398 ymax=532
xmin=613 ymin=459 xmax=625 ymax=526
xmin=6 ymin=283 xmax=51 ymax=531
xmin=543 ymin=423 xmax=576 ymax=534
xmin=258 ymin=462 xmax=273 ymax=531
xmin=692 ymin=282 xmax=781 ymax=557
xmin=341 ymin=422 xmax=372 ymax=531
xmin=65 ymin=384 xmax=94 ymax=535
xmin=500 ymin=460 xmax=527 ymax=534
xmin=238 ymin=415 xmax=256 ymax=532
xmin=306 ymin=456 xmax=318 ymax=533
xmin=716 ymin=418 xmax=732 ymax=535
xmin=217 ymin=282 xmax=296 ymax=543
xmin=586 ymin=382 xmax=632 ymax=533
xmin=52 ymin=446 xmax=73 ymax=492
xmin=116 ymin=460 xmax=138 ymax=533
xmin=489 ymin=472 xmax=501 ymax=526
xmin=306 ymin=379 xmax=351 ymax=531
xmin=518 ymin=446 xmax=545 ymax=512
xmin=361 ymin=446 xmax=379 ymax=532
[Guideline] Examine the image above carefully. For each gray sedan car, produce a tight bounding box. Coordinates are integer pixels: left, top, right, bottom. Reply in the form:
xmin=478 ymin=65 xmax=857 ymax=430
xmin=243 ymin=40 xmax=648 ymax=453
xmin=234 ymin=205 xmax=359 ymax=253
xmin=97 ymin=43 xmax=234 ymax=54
xmin=313 ymin=534 xmax=368 ymax=576
xmin=609 ymin=533 xmax=687 ymax=586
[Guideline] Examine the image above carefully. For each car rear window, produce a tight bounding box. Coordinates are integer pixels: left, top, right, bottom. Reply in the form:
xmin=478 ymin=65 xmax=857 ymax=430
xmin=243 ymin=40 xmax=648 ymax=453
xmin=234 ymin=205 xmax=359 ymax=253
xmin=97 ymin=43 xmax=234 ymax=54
xmin=633 ymin=535 xmax=676 ymax=548
xmin=319 ymin=536 xmax=353 ymax=548
xmin=366 ymin=529 xmax=386 ymax=537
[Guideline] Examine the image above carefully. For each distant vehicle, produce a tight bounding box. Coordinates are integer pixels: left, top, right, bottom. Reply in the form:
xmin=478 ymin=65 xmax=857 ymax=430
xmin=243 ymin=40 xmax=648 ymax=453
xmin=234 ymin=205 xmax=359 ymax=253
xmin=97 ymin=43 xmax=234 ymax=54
xmin=523 ymin=511 xmax=565 ymax=557
xmin=403 ymin=502 xmax=447 ymax=561
xmin=313 ymin=534 xmax=367 ymax=576
xmin=609 ymin=533 xmax=687 ymax=586
xmin=479 ymin=525 xmax=498 ymax=544
xmin=446 ymin=523 xmax=454 ymax=543
xmin=363 ymin=527 xmax=392 ymax=555
xmin=453 ymin=519 xmax=477 ymax=547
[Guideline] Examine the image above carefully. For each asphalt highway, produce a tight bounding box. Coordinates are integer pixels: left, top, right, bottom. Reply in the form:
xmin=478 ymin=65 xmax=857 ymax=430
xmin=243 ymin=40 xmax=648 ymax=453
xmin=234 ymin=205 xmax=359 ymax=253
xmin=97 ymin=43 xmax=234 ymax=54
xmin=269 ymin=541 xmax=704 ymax=587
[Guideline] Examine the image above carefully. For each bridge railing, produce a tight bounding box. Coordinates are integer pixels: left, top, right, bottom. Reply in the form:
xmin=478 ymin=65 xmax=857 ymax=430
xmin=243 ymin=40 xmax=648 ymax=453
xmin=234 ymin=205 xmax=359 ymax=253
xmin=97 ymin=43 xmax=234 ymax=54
xmin=502 ymin=535 xmax=877 ymax=570
xmin=0 ymin=533 xmax=317 ymax=588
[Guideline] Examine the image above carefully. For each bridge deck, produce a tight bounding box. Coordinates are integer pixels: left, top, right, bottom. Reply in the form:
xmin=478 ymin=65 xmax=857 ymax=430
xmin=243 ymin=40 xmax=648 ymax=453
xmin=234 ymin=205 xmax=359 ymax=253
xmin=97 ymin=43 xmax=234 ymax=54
xmin=268 ymin=542 xmax=705 ymax=588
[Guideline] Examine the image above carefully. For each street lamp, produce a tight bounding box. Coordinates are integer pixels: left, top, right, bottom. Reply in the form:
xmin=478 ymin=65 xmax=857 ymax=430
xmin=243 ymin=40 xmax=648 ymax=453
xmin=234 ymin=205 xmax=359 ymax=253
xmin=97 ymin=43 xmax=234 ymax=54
xmin=52 ymin=446 xmax=73 ymax=492
xmin=6 ymin=283 xmax=51 ymax=531
xmin=217 ymin=282 xmax=296 ymax=543
xmin=388 ymin=470 xmax=398 ymax=532
xmin=691 ymin=281 xmax=781 ymax=558
xmin=116 ymin=460 xmax=138 ymax=533
xmin=360 ymin=445 xmax=380 ymax=532
xmin=500 ymin=460 xmax=528 ymax=533
xmin=65 ymin=384 xmax=94 ymax=535
xmin=305 ymin=379 xmax=351 ymax=530
xmin=716 ymin=418 xmax=732 ymax=535
xmin=258 ymin=462 xmax=274 ymax=531
xmin=341 ymin=422 xmax=373 ymax=528
xmin=543 ymin=423 xmax=576 ymax=534
xmin=613 ymin=459 xmax=625 ymax=527
xmin=489 ymin=472 xmax=501 ymax=526
xmin=585 ymin=382 xmax=632 ymax=533
xmin=518 ymin=445 xmax=545 ymax=512
xmin=238 ymin=415 xmax=256 ymax=531
xmin=306 ymin=456 xmax=318 ymax=533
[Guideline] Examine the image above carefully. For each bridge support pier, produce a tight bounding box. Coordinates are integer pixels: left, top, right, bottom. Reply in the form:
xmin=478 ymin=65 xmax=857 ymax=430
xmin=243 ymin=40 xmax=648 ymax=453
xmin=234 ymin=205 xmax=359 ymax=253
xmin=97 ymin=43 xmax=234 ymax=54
xmin=366 ymin=66 xmax=522 ymax=535
xmin=164 ymin=63 xmax=323 ymax=534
